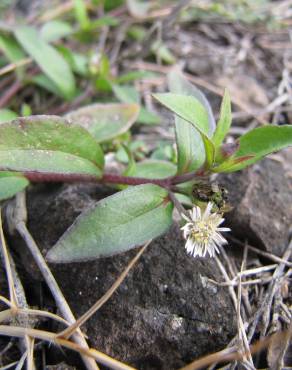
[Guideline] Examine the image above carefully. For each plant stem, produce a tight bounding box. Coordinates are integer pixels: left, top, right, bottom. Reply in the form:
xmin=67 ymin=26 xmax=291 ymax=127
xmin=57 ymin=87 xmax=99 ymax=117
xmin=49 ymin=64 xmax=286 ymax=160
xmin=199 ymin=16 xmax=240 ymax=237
xmin=101 ymin=173 xmax=171 ymax=187
xmin=168 ymin=191 xmax=189 ymax=217
xmin=23 ymin=168 xmax=205 ymax=189
xmin=170 ymin=169 xmax=205 ymax=184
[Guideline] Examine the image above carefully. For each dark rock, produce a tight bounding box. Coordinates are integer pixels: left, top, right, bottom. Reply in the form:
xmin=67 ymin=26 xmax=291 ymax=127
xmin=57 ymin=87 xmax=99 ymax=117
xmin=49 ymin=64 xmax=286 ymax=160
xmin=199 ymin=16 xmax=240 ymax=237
xmin=12 ymin=183 xmax=236 ymax=369
xmin=0 ymin=262 xmax=8 ymax=311
xmin=220 ymin=149 xmax=292 ymax=257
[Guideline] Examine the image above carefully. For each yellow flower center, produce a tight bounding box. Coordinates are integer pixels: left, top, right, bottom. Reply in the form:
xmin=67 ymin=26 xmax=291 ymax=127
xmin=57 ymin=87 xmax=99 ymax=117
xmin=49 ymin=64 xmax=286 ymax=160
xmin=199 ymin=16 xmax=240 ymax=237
xmin=190 ymin=220 xmax=215 ymax=244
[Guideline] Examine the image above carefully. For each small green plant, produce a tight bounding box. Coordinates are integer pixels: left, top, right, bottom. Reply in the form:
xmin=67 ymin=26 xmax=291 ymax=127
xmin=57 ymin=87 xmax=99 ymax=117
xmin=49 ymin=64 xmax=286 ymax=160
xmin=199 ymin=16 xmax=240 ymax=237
xmin=1 ymin=70 xmax=291 ymax=262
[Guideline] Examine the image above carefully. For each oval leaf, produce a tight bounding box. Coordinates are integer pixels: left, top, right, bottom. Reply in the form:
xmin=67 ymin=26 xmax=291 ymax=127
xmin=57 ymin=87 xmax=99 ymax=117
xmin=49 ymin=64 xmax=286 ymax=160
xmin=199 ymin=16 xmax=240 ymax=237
xmin=0 ymin=116 xmax=104 ymax=177
xmin=212 ymin=89 xmax=232 ymax=148
xmin=0 ymin=34 xmax=26 ymax=79
xmin=0 ymin=109 xmax=18 ymax=124
xmin=0 ymin=150 xmax=101 ymax=178
xmin=153 ymin=93 xmax=211 ymax=137
xmin=65 ymin=103 xmax=140 ymax=142
xmin=0 ymin=34 xmax=26 ymax=63
xmin=47 ymin=184 xmax=173 ymax=262
xmin=133 ymin=160 xmax=176 ymax=179
xmin=213 ymin=125 xmax=292 ymax=172
xmin=0 ymin=172 xmax=29 ymax=200
xmin=153 ymin=92 xmax=215 ymax=170
xmin=112 ymin=84 xmax=160 ymax=125
xmin=14 ymin=25 xmax=76 ymax=100
xmin=168 ymin=69 xmax=216 ymax=132
xmin=40 ymin=20 xmax=73 ymax=42
xmin=168 ymin=71 xmax=206 ymax=174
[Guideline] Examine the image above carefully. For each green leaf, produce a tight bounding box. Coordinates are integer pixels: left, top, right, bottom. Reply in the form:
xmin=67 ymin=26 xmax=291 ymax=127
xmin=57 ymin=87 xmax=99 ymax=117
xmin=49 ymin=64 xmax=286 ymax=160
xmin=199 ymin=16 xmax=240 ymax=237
xmin=0 ymin=109 xmax=17 ymax=123
xmin=133 ymin=160 xmax=176 ymax=179
xmin=0 ymin=115 xmax=104 ymax=176
xmin=0 ymin=150 xmax=101 ymax=177
xmin=90 ymin=15 xmax=120 ymax=28
xmin=153 ymin=93 xmax=210 ymax=136
xmin=74 ymin=0 xmax=90 ymax=30
xmin=46 ymin=184 xmax=173 ymax=262
xmin=20 ymin=104 xmax=31 ymax=117
xmin=0 ymin=34 xmax=26 ymax=78
xmin=175 ymin=193 xmax=193 ymax=207
xmin=14 ymin=26 xmax=76 ymax=100
xmin=57 ymin=46 xmax=88 ymax=76
xmin=153 ymin=92 xmax=215 ymax=170
xmin=66 ymin=103 xmax=140 ymax=142
xmin=168 ymin=72 xmax=206 ymax=173
xmin=122 ymin=146 xmax=136 ymax=177
xmin=112 ymin=84 xmax=160 ymax=125
xmin=0 ymin=172 xmax=29 ymax=200
xmin=167 ymin=69 xmax=216 ymax=132
xmin=40 ymin=20 xmax=73 ymax=42
xmin=213 ymin=125 xmax=292 ymax=172
xmin=90 ymin=53 xmax=110 ymax=77
xmin=138 ymin=107 xmax=160 ymax=125
xmin=212 ymin=89 xmax=232 ymax=148
xmin=150 ymin=143 xmax=175 ymax=161
xmin=202 ymin=136 xmax=215 ymax=169
xmin=151 ymin=41 xmax=176 ymax=64
xmin=116 ymin=70 xmax=155 ymax=84
xmin=32 ymin=74 xmax=65 ymax=98
xmin=0 ymin=34 xmax=25 ymax=63
xmin=112 ymin=84 xmax=139 ymax=103
xmin=127 ymin=25 xmax=146 ymax=41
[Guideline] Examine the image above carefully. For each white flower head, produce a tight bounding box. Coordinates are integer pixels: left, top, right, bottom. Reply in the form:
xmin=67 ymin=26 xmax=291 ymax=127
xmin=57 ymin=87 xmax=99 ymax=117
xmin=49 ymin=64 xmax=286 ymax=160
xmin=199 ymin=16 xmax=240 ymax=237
xmin=181 ymin=202 xmax=230 ymax=258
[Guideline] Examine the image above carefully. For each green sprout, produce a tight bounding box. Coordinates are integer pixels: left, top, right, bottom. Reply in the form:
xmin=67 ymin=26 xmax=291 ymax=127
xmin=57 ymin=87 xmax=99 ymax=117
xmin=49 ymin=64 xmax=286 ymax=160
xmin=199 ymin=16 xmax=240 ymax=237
xmin=0 ymin=70 xmax=291 ymax=263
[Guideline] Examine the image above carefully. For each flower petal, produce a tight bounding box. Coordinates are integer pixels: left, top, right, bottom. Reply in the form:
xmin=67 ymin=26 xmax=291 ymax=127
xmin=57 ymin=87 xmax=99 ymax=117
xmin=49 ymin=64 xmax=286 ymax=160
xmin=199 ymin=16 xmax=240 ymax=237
xmin=203 ymin=202 xmax=213 ymax=219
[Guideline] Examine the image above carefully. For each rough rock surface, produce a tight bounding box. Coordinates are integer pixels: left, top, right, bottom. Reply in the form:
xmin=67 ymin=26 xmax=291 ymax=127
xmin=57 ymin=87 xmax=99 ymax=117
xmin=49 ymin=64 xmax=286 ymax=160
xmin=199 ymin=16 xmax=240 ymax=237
xmin=12 ymin=183 xmax=236 ymax=369
xmin=220 ymin=149 xmax=292 ymax=256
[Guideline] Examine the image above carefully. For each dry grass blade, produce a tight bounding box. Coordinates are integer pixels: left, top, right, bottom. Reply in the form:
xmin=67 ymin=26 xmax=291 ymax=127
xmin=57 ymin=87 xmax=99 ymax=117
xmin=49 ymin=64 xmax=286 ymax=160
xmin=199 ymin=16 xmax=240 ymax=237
xmin=0 ymin=58 xmax=32 ymax=77
xmin=0 ymin=325 xmax=136 ymax=370
xmin=0 ymin=209 xmax=18 ymax=308
xmin=15 ymin=351 xmax=27 ymax=370
xmin=0 ymin=309 xmax=14 ymax=323
xmin=0 ymin=295 xmax=13 ymax=307
xmin=2 ymin=361 xmax=19 ymax=370
xmin=0 ymin=307 xmax=70 ymax=327
xmin=179 ymin=325 xmax=292 ymax=370
xmin=36 ymin=0 xmax=94 ymax=23
xmin=58 ymin=240 xmax=151 ymax=339
xmin=227 ymin=235 xmax=292 ymax=268
xmin=215 ymin=253 xmax=254 ymax=369
xmin=247 ymin=237 xmax=292 ymax=341
xmin=236 ymin=249 xmax=254 ymax=368
xmin=267 ymin=322 xmax=292 ymax=369
xmin=25 ymin=336 xmax=35 ymax=370
xmin=7 ymin=192 xmax=99 ymax=370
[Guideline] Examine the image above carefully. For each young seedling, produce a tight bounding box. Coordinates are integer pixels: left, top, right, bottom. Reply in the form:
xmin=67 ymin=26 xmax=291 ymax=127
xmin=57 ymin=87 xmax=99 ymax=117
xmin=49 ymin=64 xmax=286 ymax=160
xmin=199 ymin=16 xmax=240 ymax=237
xmin=0 ymin=71 xmax=291 ymax=263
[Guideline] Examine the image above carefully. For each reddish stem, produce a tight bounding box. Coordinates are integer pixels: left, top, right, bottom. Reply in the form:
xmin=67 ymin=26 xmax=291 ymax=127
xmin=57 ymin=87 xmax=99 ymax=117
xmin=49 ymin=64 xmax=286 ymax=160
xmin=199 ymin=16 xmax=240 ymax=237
xmin=169 ymin=169 xmax=205 ymax=184
xmin=101 ymin=173 xmax=171 ymax=187
xmin=21 ymin=168 xmax=204 ymax=189
xmin=0 ymin=80 xmax=22 ymax=109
